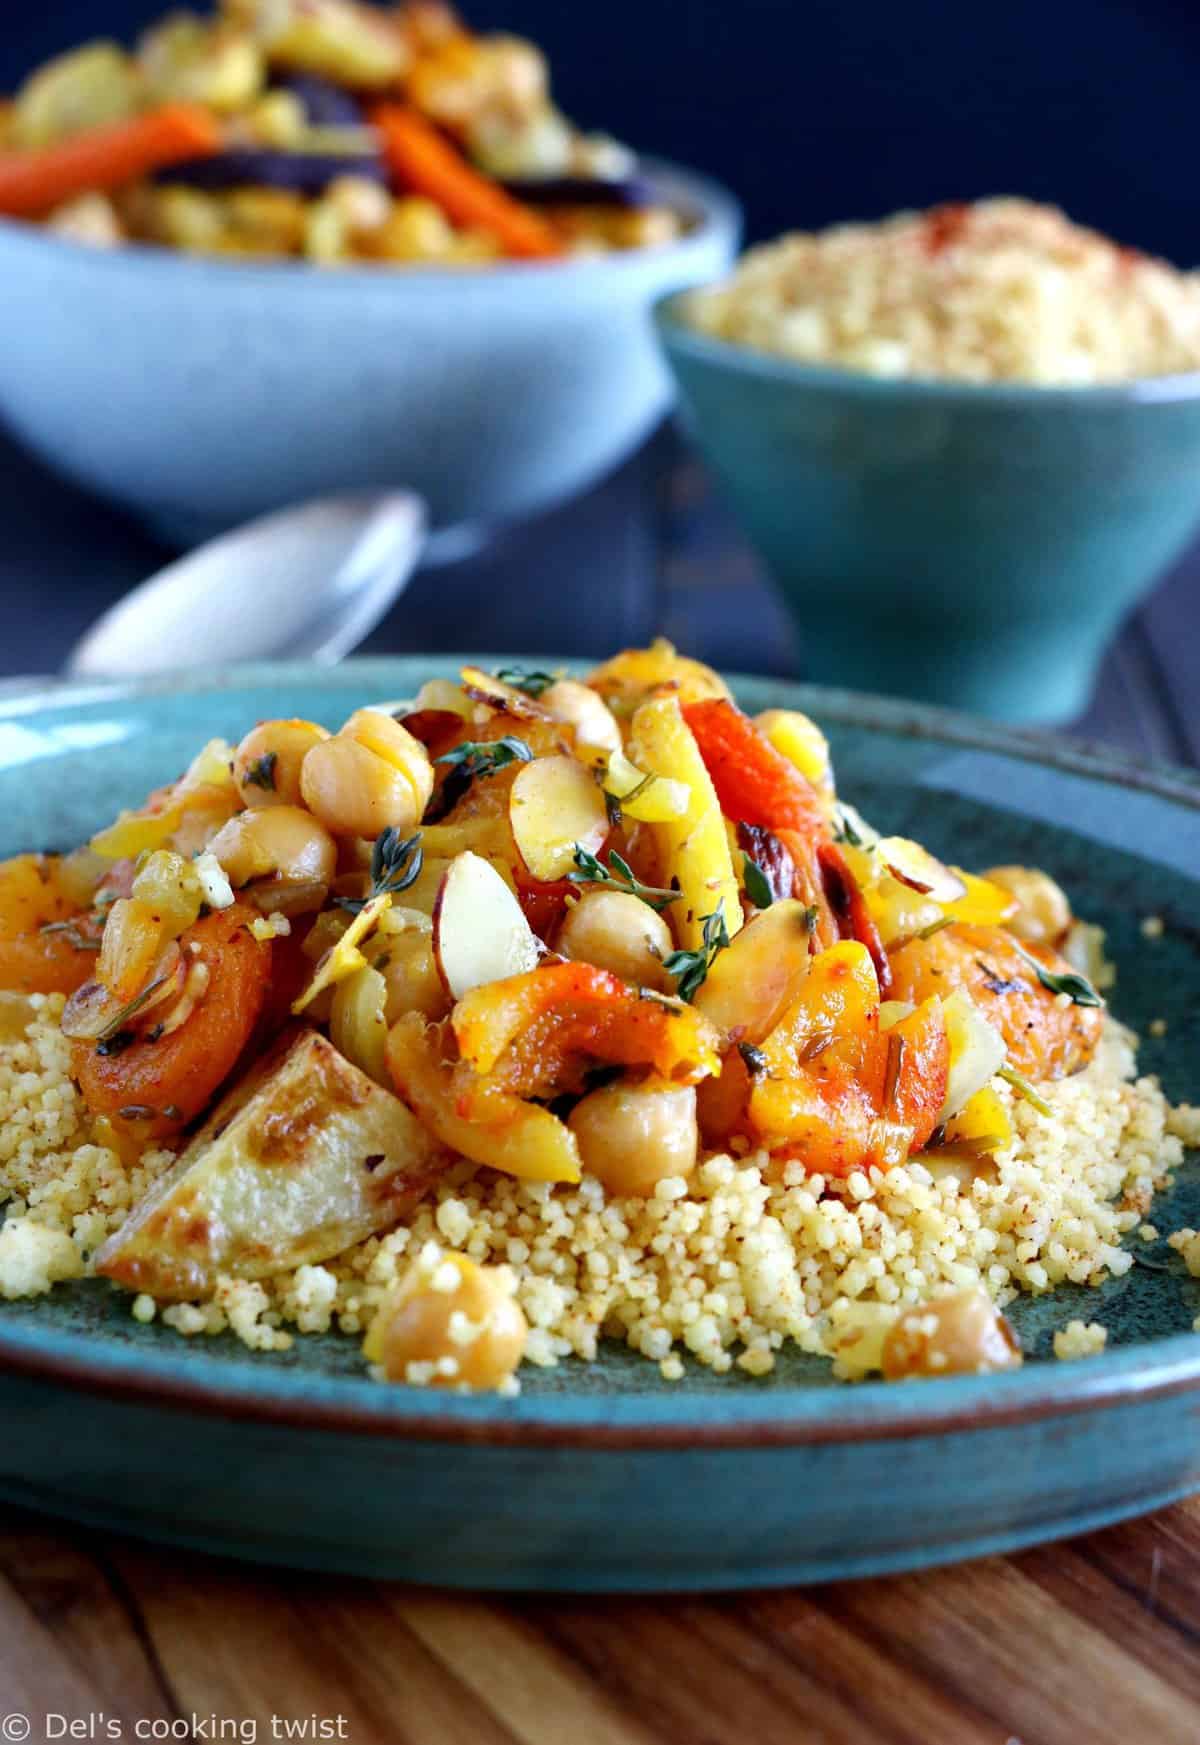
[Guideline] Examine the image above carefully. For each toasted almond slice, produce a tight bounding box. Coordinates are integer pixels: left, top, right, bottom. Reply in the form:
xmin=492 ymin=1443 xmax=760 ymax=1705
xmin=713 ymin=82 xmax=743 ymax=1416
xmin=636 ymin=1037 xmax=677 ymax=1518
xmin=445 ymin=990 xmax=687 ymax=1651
xmin=876 ymin=837 xmax=968 ymax=903
xmin=509 ymin=754 xmax=609 ymax=883
xmin=432 ymin=851 xmax=542 ymax=1000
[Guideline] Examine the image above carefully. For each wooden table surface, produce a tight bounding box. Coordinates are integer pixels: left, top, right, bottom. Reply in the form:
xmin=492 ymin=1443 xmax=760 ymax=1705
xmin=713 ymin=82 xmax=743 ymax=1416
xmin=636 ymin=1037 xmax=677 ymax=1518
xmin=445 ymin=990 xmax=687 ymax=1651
xmin=4 ymin=1498 xmax=1200 ymax=1744
xmin=4 ymin=422 xmax=1200 ymax=1744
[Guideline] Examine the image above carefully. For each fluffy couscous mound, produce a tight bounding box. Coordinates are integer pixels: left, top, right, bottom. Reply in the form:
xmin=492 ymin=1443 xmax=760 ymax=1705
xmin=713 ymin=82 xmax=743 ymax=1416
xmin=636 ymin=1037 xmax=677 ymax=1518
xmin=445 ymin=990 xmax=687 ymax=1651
xmin=687 ymin=198 xmax=1200 ymax=384
xmin=0 ymin=991 xmax=1189 ymax=1382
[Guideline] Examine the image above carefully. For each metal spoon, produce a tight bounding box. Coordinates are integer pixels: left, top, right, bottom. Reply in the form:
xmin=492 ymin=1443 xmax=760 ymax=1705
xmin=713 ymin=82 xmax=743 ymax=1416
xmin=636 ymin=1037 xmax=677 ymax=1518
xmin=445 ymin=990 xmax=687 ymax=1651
xmin=65 ymin=491 xmax=427 ymax=678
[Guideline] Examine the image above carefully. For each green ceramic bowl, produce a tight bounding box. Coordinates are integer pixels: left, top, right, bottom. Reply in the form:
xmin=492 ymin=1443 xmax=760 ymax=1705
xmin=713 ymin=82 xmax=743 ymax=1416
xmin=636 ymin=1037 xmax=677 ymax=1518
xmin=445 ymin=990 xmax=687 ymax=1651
xmin=655 ymin=295 xmax=1200 ymax=724
xmin=2 ymin=660 xmax=1200 ymax=1589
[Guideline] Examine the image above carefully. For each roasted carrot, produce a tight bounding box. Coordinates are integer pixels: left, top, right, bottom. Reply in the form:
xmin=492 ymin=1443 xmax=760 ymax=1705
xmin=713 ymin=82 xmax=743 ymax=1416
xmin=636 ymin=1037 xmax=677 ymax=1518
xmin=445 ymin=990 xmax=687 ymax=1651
xmin=0 ymin=105 xmax=221 ymax=219
xmin=681 ymin=699 xmax=830 ymax=840
xmin=71 ymin=904 xmax=270 ymax=1136
xmin=370 ymin=103 xmax=562 ymax=260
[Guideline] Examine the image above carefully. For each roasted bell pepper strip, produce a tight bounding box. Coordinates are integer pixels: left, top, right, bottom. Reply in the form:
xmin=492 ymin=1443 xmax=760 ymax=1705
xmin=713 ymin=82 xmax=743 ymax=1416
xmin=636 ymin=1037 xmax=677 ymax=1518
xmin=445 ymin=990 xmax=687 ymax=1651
xmin=680 ymin=699 xmax=830 ymax=841
xmin=370 ymin=103 xmax=563 ymax=260
xmin=818 ymin=840 xmax=893 ymax=997
xmin=452 ymin=960 xmax=721 ymax=1096
xmin=0 ymin=105 xmax=222 ymax=219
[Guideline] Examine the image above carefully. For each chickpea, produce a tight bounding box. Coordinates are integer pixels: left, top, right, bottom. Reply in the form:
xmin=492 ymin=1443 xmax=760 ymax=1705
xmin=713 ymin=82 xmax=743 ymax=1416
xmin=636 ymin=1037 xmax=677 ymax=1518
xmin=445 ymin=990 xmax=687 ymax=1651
xmin=234 ymin=718 xmax=329 ymax=809
xmin=300 ymin=709 xmax=433 ymax=840
xmin=378 ymin=928 xmax=449 ymax=1022
xmin=881 ymin=1288 xmax=1022 ymax=1381
xmin=569 ymin=1081 xmax=698 ymax=1197
xmin=364 ymin=1247 xmax=527 ymax=1391
xmin=984 ymin=865 xmax=1072 ymax=946
xmin=539 ymin=680 xmax=622 ymax=757
xmin=556 ymin=889 xmax=674 ymax=991
xmin=208 ymin=805 xmax=336 ymax=897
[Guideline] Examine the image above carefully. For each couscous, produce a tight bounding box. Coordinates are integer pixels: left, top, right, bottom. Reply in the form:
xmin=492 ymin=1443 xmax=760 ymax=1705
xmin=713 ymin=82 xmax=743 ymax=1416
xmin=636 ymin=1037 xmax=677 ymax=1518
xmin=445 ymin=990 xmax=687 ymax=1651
xmin=685 ymin=198 xmax=1200 ymax=384
xmin=0 ymin=643 xmax=1193 ymax=1392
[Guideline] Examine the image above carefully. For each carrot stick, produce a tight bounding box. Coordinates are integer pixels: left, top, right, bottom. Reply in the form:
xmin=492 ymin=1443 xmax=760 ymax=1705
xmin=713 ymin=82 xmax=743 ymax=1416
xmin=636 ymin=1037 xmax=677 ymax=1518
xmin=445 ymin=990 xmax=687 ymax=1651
xmin=0 ymin=105 xmax=222 ymax=219
xmin=371 ymin=102 xmax=562 ymax=260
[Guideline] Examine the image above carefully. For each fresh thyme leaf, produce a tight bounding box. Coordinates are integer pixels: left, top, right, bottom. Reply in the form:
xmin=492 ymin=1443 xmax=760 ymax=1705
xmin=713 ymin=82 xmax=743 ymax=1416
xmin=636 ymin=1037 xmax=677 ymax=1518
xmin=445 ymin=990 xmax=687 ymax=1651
xmin=663 ymin=906 xmax=730 ymax=1002
xmin=495 ymin=666 xmax=557 ymax=699
xmin=566 ymin=846 xmax=679 ymax=913
xmin=742 ymin=854 xmax=774 ymax=911
xmin=738 ymin=1041 xmax=768 ymax=1076
xmin=997 ymin=1063 xmax=1054 ymax=1117
xmin=833 ymin=807 xmax=864 ymax=848
xmin=336 ymin=829 xmax=423 ymax=914
xmin=39 ymin=920 xmax=100 ymax=951
xmin=1010 ymin=942 xmax=1104 ymax=1008
xmin=435 ymin=736 xmax=534 ymax=784
xmin=244 ymin=750 xmax=277 ymax=792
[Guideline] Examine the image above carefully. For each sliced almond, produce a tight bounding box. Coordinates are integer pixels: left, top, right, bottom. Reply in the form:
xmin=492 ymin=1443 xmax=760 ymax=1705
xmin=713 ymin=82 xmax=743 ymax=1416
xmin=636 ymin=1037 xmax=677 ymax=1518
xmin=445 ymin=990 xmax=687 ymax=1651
xmin=875 ymin=837 xmax=968 ymax=903
xmin=432 ymin=851 xmax=542 ymax=1000
xmin=508 ymin=754 xmax=609 ymax=884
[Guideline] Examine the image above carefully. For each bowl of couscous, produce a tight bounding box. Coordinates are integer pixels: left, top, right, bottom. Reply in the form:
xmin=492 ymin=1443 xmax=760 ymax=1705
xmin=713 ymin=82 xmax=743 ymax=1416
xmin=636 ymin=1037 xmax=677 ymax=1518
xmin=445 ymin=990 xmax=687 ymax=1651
xmin=0 ymin=0 xmax=738 ymax=542
xmin=2 ymin=648 xmax=1200 ymax=1586
xmin=656 ymin=198 xmax=1200 ymax=725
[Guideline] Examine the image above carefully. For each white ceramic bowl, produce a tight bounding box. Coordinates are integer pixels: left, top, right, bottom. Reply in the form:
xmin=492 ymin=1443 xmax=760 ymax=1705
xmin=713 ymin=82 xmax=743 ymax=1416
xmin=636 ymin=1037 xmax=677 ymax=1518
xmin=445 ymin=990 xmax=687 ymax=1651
xmin=0 ymin=159 xmax=739 ymax=544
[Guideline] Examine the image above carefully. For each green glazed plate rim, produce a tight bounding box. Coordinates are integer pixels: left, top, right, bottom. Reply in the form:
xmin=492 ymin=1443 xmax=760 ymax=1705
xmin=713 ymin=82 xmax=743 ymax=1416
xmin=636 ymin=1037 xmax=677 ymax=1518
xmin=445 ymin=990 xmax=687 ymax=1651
xmin=2 ymin=658 xmax=1200 ymax=1449
xmin=654 ymin=292 xmax=1200 ymax=407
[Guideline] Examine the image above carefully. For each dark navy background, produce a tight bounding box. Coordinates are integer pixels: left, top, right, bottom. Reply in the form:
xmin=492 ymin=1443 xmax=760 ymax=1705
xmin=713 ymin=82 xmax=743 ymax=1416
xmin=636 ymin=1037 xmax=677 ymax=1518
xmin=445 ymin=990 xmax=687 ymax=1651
xmin=4 ymin=0 xmax=1196 ymax=261
xmin=3 ymin=2 xmax=1197 ymax=758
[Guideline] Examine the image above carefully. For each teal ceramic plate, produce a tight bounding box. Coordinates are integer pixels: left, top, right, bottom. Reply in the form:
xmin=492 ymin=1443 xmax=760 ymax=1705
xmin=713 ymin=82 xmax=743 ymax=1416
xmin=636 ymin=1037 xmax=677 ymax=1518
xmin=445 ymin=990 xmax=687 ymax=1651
xmin=2 ymin=660 xmax=1199 ymax=1591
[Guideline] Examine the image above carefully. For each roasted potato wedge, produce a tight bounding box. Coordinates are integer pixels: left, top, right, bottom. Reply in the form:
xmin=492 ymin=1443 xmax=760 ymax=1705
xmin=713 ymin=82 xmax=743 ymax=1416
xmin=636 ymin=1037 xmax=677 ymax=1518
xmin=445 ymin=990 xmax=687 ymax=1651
xmin=94 ymin=1028 xmax=451 ymax=1299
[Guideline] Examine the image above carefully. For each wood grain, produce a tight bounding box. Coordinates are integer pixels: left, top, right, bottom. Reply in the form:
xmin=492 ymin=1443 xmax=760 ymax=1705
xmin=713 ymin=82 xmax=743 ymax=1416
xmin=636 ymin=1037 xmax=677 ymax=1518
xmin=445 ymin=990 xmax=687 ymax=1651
xmin=4 ymin=1500 xmax=1200 ymax=1745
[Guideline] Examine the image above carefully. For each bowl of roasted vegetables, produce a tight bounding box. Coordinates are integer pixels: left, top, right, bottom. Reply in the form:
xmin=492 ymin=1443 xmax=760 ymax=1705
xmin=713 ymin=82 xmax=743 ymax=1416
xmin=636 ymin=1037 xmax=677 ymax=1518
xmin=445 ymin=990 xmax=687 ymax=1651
xmin=3 ymin=646 xmax=1200 ymax=1586
xmin=0 ymin=2 xmax=738 ymax=538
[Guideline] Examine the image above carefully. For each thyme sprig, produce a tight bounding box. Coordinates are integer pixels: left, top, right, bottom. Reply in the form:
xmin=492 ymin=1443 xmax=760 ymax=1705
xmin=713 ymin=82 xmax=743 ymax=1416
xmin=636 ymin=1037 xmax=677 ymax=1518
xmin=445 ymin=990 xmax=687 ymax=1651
xmin=495 ymin=666 xmax=557 ymax=699
xmin=663 ymin=907 xmax=731 ymax=1003
xmin=429 ymin=735 xmax=535 ymax=820
xmin=336 ymin=828 xmax=423 ymax=914
xmin=93 ymin=975 xmax=171 ymax=1050
xmin=436 ymin=736 xmax=533 ymax=781
xmin=566 ymin=846 xmax=679 ymax=913
xmin=39 ymin=920 xmax=101 ymax=952
xmin=1011 ymin=941 xmax=1104 ymax=1008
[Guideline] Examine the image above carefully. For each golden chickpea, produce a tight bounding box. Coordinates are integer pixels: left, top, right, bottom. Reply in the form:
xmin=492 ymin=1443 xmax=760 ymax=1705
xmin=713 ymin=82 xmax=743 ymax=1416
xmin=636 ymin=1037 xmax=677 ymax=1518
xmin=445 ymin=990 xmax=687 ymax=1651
xmin=208 ymin=804 xmax=336 ymax=892
xmin=569 ymin=1081 xmax=698 ymax=1197
xmin=881 ymin=1288 xmax=1022 ymax=1381
xmin=234 ymin=718 xmax=329 ymax=809
xmin=378 ymin=929 xmax=449 ymax=1022
xmin=556 ymin=889 xmax=674 ymax=991
xmin=300 ymin=709 xmax=433 ymax=840
xmin=540 ymin=680 xmax=622 ymax=757
xmin=364 ymin=1248 xmax=527 ymax=1391
xmin=984 ymin=865 xmax=1072 ymax=946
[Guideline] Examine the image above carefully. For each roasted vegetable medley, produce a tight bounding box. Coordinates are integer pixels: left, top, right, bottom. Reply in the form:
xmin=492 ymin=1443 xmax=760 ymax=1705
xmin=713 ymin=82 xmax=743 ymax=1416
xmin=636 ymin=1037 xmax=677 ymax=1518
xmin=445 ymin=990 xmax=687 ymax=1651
xmin=0 ymin=643 xmax=1124 ymax=1392
xmin=0 ymin=1 xmax=683 ymax=263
